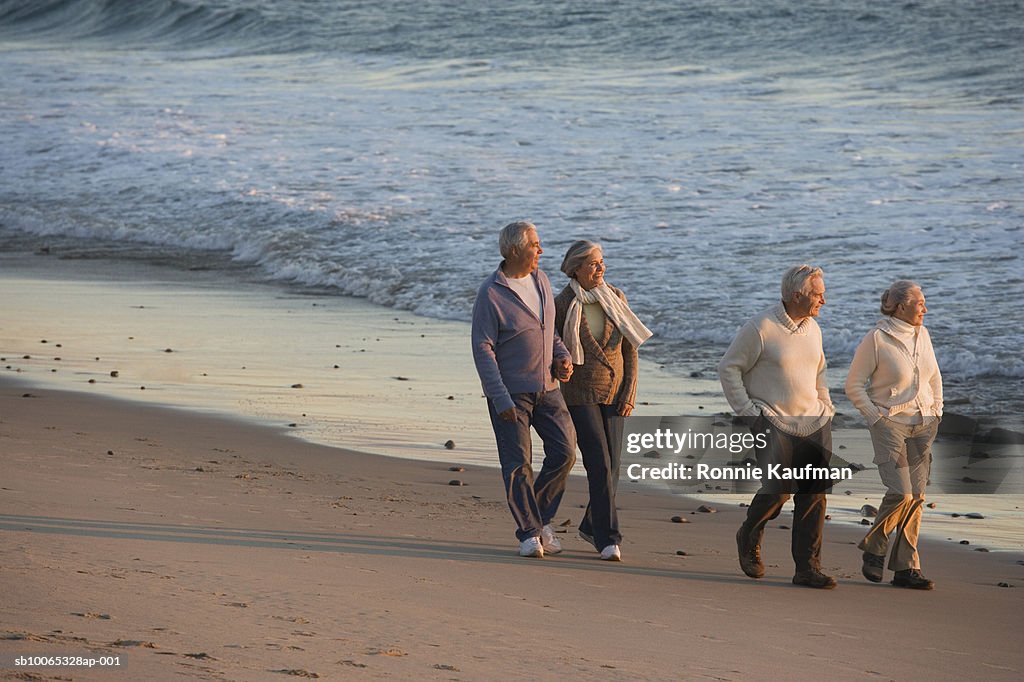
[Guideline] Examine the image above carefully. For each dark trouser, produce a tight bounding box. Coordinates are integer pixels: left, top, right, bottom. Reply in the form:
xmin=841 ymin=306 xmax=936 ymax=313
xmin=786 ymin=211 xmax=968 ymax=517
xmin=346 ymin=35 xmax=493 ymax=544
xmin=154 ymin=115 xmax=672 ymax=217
xmin=487 ymin=389 xmax=577 ymax=542
xmin=740 ymin=419 xmax=832 ymax=572
xmin=568 ymin=403 xmax=623 ymax=550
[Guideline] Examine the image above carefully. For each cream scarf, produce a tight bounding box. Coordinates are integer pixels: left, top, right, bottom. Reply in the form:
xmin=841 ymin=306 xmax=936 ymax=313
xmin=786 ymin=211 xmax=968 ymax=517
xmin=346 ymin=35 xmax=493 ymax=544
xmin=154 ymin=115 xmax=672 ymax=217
xmin=563 ymin=280 xmax=652 ymax=365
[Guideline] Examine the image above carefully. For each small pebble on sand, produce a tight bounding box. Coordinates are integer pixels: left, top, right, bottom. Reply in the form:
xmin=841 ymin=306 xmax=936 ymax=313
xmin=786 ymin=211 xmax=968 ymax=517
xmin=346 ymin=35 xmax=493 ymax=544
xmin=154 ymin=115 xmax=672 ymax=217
xmin=448 ymin=479 xmax=464 ymax=486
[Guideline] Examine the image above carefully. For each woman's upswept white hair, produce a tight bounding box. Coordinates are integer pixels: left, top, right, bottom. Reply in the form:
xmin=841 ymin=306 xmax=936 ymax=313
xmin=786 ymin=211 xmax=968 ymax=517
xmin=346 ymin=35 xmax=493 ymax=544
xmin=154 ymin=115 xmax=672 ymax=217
xmin=780 ymin=264 xmax=824 ymax=300
xmin=498 ymin=221 xmax=536 ymax=259
xmin=880 ymin=279 xmax=921 ymax=316
xmin=560 ymin=239 xmax=601 ymax=278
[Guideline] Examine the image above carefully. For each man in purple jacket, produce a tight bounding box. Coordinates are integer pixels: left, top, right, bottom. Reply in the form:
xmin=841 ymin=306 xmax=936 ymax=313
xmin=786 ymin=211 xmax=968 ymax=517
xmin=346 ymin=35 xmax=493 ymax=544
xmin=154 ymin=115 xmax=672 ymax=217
xmin=472 ymin=221 xmax=577 ymax=558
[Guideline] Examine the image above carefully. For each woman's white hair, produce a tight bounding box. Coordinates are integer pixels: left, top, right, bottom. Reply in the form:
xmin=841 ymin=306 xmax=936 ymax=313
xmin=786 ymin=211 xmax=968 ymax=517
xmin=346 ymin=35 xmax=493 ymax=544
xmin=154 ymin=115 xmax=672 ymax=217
xmin=560 ymin=240 xmax=601 ymax=278
xmin=780 ymin=264 xmax=824 ymax=301
xmin=880 ymin=279 xmax=921 ymax=316
xmin=498 ymin=221 xmax=536 ymax=259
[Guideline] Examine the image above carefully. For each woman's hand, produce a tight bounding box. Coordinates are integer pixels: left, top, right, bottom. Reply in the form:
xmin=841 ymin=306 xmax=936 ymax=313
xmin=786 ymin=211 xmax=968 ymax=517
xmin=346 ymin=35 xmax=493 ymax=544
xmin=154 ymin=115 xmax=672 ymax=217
xmin=617 ymin=402 xmax=633 ymax=417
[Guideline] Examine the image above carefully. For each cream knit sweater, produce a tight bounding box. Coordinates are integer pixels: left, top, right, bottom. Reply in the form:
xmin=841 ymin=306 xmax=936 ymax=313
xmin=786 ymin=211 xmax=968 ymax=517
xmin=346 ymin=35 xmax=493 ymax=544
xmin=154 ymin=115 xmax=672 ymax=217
xmin=718 ymin=303 xmax=834 ymax=437
xmin=845 ymin=316 xmax=943 ymax=425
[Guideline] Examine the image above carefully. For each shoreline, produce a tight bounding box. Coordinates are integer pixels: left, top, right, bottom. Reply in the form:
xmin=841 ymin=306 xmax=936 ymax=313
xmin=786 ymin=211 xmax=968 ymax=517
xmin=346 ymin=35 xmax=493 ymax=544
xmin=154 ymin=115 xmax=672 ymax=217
xmin=2 ymin=253 xmax=1021 ymax=554
xmin=1 ymin=380 xmax=1022 ymax=680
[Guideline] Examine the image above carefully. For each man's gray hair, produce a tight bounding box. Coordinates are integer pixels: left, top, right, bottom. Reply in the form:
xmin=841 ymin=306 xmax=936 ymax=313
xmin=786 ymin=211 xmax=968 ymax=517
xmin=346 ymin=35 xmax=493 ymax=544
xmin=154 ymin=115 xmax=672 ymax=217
xmin=880 ymin=279 xmax=921 ymax=316
xmin=780 ymin=264 xmax=824 ymax=301
xmin=498 ymin=221 xmax=536 ymax=259
xmin=560 ymin=239 xmax=601 ymax=278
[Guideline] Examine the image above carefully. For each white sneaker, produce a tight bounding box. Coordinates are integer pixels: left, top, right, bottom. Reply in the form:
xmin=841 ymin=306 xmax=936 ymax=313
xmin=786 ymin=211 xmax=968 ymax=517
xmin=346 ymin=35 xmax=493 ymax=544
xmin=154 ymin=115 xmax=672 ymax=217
xmin=540 ymin=525 xmax=562 ymax=554
xmin=519 ymin=536 xmax=544 ymax=558
xmin=600 ymin=544 xmax=621 ymax=561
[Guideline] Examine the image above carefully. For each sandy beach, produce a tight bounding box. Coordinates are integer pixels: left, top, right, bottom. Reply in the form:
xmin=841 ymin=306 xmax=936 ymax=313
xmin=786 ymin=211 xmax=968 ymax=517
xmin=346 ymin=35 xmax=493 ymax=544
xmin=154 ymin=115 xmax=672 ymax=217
xmin=1 ymin=255 xmax=1022 ymax=680
xmin=2 ymin=378 xmax=1022 ymax=681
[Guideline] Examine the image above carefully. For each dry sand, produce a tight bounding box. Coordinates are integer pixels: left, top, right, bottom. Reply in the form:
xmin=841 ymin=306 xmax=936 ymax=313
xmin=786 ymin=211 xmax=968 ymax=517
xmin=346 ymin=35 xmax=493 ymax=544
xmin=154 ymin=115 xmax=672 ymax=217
xmin=1 ymin=379 xmax=1022 ymax=681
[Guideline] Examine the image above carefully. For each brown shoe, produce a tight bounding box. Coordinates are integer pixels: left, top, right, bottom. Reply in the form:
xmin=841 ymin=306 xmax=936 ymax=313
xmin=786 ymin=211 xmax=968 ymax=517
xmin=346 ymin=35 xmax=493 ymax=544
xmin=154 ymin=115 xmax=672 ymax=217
xmin=736 ymin=527 xmax=764 ymax=579
xmin=892 ymin=569 xmax=934 ymax=590
xmin=792 ymin=569 xmax=837 ymax=589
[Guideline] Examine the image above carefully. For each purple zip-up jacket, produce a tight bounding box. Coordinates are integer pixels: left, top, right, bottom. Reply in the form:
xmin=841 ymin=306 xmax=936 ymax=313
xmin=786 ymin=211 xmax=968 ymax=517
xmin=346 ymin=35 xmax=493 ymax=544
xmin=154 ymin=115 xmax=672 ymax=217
xmin=471 ymin=264 xmax=570 ymax=414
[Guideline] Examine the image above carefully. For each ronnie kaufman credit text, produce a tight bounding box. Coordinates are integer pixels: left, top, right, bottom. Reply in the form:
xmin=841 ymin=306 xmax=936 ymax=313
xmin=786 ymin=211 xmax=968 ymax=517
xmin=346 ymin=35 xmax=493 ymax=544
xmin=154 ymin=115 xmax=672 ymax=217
xmin=626 ymin=462 xmax=853 ymax=482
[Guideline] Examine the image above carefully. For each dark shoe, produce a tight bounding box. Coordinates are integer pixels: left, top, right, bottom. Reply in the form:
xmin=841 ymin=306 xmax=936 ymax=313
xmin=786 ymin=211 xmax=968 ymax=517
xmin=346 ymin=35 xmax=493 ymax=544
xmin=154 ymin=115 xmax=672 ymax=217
xmin=892 ymin=569 xmax=934 ymax=590
xmin=736 ymin=527 xmax=764 ymax=579
xmin=861 ymin=552 xmax=885 ymax=583
xmin=792 ymin=569 xmax=837 ymax=589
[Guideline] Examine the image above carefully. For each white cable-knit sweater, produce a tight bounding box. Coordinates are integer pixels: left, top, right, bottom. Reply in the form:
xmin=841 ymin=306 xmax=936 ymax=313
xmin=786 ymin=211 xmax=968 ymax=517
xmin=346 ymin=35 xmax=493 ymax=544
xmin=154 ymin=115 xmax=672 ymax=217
xmin=845 ymin=316 xmax=943 ymax=425
xmin=718 ymin=303 xmax=834 ymax=437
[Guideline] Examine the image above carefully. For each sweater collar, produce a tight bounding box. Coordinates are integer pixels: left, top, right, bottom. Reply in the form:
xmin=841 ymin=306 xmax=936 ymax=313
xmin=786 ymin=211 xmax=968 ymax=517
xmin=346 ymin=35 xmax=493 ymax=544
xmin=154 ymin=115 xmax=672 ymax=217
xmin=877 ymin=315 xmax=919 ymax=337
xmin=773 ymin=301 xmax=810 ymax=334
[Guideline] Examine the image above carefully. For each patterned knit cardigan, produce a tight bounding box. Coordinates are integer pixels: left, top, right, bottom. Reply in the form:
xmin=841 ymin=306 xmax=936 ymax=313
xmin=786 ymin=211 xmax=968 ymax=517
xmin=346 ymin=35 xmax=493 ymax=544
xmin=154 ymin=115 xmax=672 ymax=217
xmin=553 ymin=285 xmax=638 ymax=408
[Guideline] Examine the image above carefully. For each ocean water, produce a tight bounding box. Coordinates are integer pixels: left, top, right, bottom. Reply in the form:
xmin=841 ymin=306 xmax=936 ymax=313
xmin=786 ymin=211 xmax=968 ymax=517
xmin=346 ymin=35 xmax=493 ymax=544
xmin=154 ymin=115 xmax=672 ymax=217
xmin=2 ymin=0 xmax=1023 ymax=416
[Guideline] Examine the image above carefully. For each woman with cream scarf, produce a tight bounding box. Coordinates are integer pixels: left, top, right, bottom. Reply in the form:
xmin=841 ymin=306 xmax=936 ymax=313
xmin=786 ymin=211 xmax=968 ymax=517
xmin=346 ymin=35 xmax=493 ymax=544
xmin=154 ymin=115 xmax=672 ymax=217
xmin=846 ymin=280 xmax=943 ymax=590
xmin=554 ymin=240 xmax=652 ymax=561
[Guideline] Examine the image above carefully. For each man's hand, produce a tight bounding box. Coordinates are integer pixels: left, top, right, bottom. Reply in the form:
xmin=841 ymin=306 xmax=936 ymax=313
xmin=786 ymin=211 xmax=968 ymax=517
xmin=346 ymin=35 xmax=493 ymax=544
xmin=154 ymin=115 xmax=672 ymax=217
xmin=499 ymin=407 xmax=517 ymax=422
xmin=554 ymin=358 xmax=573 ymax=382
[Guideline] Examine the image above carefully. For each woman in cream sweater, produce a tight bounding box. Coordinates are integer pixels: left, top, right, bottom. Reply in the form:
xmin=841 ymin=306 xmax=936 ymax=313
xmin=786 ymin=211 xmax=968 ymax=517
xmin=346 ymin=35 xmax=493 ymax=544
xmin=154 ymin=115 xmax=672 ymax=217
xmin=846 ymin=280 xmax=943 ymax=590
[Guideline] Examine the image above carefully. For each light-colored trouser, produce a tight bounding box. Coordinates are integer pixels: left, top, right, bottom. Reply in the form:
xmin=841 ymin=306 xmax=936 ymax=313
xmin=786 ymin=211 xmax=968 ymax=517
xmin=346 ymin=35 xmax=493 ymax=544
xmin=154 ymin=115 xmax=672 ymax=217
xmin=858 ymin=418 xmax=937 ymax=571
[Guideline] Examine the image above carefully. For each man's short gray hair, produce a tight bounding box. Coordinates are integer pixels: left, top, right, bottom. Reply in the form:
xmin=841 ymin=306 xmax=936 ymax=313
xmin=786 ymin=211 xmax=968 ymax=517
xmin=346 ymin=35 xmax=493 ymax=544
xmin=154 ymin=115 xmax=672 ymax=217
xmin=560 ymin=240 xmax=601 ymax=278
xmin=498 ymin=221 xmax=536 ymax=259
xmin=780 ymin=264 xmax=824 ymax=301
xmin=880 ymin=279 xmax=921 ymax=316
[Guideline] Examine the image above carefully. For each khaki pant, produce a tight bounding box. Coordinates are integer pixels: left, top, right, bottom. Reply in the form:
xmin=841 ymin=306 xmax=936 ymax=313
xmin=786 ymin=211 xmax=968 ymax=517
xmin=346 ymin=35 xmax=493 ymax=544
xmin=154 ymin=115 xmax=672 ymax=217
xmin=858 ymin=418 xmax=937 ymax=571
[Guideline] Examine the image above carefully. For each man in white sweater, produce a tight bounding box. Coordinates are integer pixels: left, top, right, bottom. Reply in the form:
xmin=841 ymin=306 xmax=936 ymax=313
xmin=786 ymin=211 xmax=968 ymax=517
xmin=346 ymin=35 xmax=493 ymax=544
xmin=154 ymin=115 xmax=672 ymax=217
xmin=718 ymin=265 xmax=837 ymax=589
